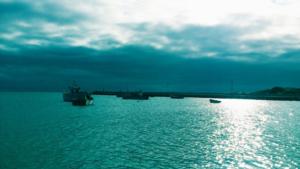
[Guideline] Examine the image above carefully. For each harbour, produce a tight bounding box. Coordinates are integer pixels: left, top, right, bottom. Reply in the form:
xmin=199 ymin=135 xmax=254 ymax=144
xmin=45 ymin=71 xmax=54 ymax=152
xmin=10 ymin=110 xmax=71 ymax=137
xmin=1 ymin=0 xmax=300 ymax=168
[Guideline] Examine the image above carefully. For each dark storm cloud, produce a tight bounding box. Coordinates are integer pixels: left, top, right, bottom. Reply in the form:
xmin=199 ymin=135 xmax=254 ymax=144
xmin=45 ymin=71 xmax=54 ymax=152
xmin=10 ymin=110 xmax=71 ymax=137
xmin=1 ymin=44 xmax=300 ymax=92
xmin=0 ymin=1 xmax=86 ymax=51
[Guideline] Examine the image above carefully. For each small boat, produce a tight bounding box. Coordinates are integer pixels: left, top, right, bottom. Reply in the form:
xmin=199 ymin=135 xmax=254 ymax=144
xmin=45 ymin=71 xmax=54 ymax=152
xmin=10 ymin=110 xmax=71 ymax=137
xmin=209 ymin=99 xmax=221 ymax=103
xmin=63 ymin=82 xmax=93 ymax=106
xmin=170 ymin=95 xmax=184 ymax=99
xmin=120 ymin=91 xmax=149 ymax=100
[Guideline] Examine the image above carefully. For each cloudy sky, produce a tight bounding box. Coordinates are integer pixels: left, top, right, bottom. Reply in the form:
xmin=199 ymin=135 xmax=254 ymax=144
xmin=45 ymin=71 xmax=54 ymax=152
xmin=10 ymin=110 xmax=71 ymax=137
xmin=1 ymin=0 xmax=300 ymax=92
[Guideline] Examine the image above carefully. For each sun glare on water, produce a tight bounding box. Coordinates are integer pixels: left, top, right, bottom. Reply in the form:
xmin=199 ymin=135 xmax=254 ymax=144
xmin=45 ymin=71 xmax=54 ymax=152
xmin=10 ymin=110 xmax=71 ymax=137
xmin=209 ymin=99 xmax=272 ymax=168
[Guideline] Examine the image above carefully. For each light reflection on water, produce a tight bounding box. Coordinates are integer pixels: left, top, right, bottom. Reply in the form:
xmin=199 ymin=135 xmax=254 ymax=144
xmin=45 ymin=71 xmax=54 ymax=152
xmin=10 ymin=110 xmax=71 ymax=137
xmin=207 ymin=99 xmax=297 ymax=168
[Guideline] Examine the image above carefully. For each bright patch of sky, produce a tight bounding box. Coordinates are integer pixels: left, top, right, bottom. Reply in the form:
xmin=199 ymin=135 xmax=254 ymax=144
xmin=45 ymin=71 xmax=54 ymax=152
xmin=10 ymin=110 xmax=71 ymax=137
xmin=64 ymin=0 xmax=300 ymax=40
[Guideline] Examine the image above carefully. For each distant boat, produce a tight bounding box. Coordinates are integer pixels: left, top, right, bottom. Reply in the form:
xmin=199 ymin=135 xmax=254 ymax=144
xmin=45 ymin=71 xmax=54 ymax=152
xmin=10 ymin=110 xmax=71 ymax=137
xmin=63 ymin=83 xmax=93 ymax=106
xmin=120 ymin=91 xmax=149 ymax=100
xmin=170 ymin=95 xmax=184 ymax=99
xmin=209 ymin=99 xmax=221 ymax=103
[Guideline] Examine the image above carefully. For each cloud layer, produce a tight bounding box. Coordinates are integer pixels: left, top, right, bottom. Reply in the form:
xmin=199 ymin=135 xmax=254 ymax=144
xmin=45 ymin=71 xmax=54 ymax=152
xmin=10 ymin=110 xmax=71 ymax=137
xmin=1 ymin=0 xmax=300 ymax=91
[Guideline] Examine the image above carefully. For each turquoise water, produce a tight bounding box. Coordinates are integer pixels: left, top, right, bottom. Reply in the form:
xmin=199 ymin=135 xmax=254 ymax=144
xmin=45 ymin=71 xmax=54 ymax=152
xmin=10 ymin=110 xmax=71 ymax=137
xmin=0 ymin=92 xmax=299 ymax=169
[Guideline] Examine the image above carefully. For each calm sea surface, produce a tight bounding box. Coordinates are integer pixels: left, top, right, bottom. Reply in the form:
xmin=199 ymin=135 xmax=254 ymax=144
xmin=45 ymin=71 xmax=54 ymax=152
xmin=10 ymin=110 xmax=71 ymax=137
xmin=0 ymin=92 xmax=299 ymax=169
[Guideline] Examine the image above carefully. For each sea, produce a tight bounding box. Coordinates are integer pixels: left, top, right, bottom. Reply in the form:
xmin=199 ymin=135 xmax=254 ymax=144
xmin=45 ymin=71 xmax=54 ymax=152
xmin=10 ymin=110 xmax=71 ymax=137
xmin=0 ymin=92 xmax=299 ymax=169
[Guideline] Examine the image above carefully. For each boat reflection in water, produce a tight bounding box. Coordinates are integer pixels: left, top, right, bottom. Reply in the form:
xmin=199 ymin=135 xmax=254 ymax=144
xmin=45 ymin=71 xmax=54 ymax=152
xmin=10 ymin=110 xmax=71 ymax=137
xmin=63 ymin=83 xmax=93 ymax=106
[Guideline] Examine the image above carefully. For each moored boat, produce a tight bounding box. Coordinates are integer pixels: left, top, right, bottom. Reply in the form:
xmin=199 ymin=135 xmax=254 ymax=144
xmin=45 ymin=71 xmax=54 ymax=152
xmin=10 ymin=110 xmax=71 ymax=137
xmin=63 ymin=83 xmax=93 ymax=106
xmin=209 ymin=99 xmax=221 ymax=103
xmin=170 ymin=95 xmax=184 ymax=99
xmin=120 ymin=91 xmax=149 ymax=100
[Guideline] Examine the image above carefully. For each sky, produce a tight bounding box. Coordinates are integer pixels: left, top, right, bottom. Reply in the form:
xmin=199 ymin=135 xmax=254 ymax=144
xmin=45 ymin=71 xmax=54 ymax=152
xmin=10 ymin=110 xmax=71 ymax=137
xmin=0 ymin=0 xmax=300 ymax=92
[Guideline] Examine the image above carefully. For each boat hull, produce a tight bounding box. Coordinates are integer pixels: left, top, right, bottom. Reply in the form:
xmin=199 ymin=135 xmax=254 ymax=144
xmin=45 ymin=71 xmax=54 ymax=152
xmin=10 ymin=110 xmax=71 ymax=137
xmin=72 ymin=99 xmax=88 ymax=106
xmin=209 ymin=99 xmax=221 ymax=103
xmin=63 ymin=92 xmax=88 ymax=102
xmin=63 ymin=92 xmax=93 ymax=106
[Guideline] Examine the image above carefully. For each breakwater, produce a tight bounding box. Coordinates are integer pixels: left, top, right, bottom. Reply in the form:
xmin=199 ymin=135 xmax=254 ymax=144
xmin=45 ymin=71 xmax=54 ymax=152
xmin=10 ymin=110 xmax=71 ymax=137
xmin=93 ymin=91 xmax=300 ymax=101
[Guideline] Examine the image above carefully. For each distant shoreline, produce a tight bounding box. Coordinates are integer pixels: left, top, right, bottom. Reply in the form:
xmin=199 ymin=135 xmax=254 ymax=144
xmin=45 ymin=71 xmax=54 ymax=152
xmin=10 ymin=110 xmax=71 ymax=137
xmin=93 ymin=90 xmax=300 ymax=101
xmin=1 ymin=87 xmax=299 ymax=101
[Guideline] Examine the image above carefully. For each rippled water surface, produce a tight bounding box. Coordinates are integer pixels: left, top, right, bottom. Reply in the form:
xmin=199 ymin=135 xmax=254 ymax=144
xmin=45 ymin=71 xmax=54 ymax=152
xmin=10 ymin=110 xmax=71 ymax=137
xmin=0 ymin=92 xmax=299 ymax=168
